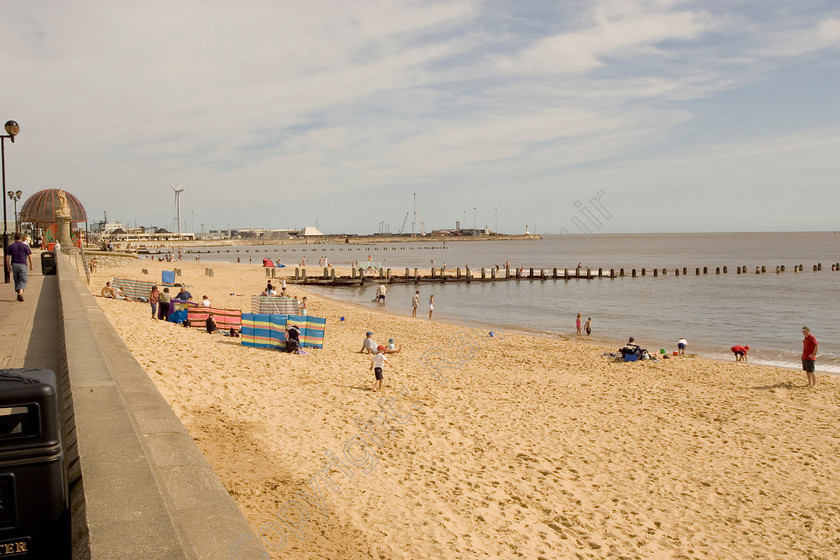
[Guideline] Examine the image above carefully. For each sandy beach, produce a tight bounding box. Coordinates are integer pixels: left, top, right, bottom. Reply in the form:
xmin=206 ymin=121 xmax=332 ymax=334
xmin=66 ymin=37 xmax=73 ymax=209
xmin=88 ymin=259 xmax=840 ymax=560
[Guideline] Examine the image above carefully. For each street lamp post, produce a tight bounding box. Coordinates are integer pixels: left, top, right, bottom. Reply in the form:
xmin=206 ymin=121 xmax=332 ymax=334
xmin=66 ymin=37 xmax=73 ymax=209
xmin=1 ymin=120 xmax=20 ymax=284
xmin=7 ymin=190 xmax=22 ymax=234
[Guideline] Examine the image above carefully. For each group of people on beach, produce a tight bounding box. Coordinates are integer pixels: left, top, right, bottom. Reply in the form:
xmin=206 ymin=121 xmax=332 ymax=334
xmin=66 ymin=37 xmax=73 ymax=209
xmin=371 ymin=285 xmax=435 ymax=319
xmin=576 ymin=313 xmax=592 ymax=336
xmin=728 ymin=327 xmax=819 ymax=387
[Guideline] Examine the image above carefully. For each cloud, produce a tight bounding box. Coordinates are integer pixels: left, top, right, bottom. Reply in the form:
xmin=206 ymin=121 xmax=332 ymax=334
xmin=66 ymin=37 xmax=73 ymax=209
xmin=756 ymin=17 xmax=840 ymax=57
xmin=493 ymin=2 xmax=717 ymax=73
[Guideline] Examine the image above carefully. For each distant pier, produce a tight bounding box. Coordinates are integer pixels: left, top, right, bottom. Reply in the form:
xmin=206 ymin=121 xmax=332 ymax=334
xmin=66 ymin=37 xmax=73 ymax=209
xmin=279 ymin=263 xmax=840 ymax=286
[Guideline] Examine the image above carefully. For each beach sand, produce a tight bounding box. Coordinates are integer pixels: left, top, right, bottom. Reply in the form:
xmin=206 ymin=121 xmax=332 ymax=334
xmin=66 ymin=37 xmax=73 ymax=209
xmin=90 ymin=259 xmax=840 ymax=559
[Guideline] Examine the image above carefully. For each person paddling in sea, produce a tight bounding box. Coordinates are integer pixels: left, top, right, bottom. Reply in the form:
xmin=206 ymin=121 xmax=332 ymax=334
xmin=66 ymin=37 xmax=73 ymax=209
xmin=731 ymin=345 xmax=750 ymax=362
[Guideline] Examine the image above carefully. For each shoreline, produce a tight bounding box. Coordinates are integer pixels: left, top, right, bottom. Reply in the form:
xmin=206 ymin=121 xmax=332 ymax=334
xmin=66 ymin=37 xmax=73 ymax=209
xmin=304 ymin=283 xmax=838 ymax=377
xmin=86 ymin=259 xmax=840 ymax=559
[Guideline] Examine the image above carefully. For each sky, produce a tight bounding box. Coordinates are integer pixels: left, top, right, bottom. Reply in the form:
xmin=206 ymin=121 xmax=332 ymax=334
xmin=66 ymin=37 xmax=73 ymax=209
xmin=1 ymin=0 xmax=838 ymax=235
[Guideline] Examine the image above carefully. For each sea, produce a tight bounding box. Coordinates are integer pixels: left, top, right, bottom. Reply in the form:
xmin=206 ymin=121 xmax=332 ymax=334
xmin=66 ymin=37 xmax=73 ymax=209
xmin=185 ymin=232 xmax=840 ymax=374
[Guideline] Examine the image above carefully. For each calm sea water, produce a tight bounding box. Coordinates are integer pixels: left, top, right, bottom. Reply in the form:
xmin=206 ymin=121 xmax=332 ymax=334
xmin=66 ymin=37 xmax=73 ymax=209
xmin=192 ymin=232 xmax=840 ymax=373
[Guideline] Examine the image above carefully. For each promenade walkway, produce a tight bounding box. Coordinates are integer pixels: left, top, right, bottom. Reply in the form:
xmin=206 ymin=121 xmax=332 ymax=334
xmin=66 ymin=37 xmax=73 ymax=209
xmin=0 ymin=257 xmax=59 ymax=371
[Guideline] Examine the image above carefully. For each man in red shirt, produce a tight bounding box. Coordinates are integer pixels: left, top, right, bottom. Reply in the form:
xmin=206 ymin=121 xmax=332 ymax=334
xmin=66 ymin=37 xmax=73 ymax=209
xmin=801 ymin=326 xmax=818 ymax=387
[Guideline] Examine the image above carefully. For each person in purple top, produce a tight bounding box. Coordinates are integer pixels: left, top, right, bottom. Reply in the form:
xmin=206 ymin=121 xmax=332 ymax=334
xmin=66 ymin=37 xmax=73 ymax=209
xmin=5 ymin=233 xmax=33 ymax=302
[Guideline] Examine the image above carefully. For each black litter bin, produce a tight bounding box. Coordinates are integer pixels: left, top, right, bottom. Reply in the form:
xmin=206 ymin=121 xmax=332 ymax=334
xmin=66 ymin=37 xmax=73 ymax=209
xmin=0 ymin=369 xmax=70 ymax=559
xmin=40 ymin=252 xmax=56 ymax=276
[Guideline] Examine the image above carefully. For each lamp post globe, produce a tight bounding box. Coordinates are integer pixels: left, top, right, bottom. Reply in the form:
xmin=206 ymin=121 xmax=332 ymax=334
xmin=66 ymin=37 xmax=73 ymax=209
xmin=1 ymin=119 xmax=19 ymax=283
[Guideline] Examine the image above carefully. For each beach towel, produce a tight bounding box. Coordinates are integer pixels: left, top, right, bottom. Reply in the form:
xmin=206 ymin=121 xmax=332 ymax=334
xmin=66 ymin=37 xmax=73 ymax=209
xmin=111 ymin=277 xmax=156 ymax=302
xmin=241 ymin=313 xmax=287 ymax=350
xmin=187 ymin=307 xmax=242 ymax=331
xmin=161 ymin=270 xmax=176 ymax=285
xmin=251 ymin=296 xmax=300 ymax=315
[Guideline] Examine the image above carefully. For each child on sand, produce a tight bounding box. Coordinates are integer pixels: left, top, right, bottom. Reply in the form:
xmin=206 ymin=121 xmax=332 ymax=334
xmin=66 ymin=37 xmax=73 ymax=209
xmin=370 ymin=346 xmax=393 ymax=392
xmin=584 ymin=317 xmax=592 ymax=336
xmin=678 ymin=338 xmax=687 ymax=356
xmin=731 ymin=345 xmax=750 ymax=362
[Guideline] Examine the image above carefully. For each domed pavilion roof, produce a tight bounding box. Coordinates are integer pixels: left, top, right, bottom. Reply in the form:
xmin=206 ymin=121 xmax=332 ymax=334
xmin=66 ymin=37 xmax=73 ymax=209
xmin=19 ymin=189 xmax=88 ymax=224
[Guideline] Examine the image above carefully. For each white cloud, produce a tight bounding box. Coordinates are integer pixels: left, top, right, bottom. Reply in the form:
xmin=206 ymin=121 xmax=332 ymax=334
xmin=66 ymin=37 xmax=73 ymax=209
xmin=757 ymin=16 xmax=840 ymax=57
xmin=493 ymin=3 xmax=716 ymax=73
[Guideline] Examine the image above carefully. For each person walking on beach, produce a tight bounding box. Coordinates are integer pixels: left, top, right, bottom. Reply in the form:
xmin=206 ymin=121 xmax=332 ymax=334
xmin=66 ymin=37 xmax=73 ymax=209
xmin=412 ymin=290 xmax=420 ymax=317
xmin=5 ymin=233 xmax=32 ymax=302
xmin=429 ymin=294 xmax=435 ymax=320
xmin=159 ymin=287 xmax=172 ymax=321
xmin=576 ymin=313 xmax=582 ymax=335
xmin=731 ymin=345 xmax=749 ymax=362
xmin=149 ymin=286 xmax=160 ymax=319
xmin=584 ymin=317 xmax=592 ymax=336
xmin=370 ymin=346 xmax=393 ymax=392
xmin=801 ymin=327 xmax=818 ymax=387
xmin=678 ymin=338 xmax=687 ymax=356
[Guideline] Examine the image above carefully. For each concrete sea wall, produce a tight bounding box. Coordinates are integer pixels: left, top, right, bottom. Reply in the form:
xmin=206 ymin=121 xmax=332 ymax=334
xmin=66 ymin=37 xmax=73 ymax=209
xmin=56 ymin=254 xmax=263 ymax=559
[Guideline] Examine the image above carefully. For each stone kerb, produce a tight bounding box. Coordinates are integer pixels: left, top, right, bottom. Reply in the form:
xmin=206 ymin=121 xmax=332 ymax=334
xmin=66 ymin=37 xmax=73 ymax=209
xmin=55 ymin=254 xmax=262 ymax=559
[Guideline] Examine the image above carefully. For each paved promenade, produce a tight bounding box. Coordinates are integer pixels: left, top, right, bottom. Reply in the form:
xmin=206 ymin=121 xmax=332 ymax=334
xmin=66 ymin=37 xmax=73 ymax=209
xmin=0 ymin=254 xmax=59 ymax=371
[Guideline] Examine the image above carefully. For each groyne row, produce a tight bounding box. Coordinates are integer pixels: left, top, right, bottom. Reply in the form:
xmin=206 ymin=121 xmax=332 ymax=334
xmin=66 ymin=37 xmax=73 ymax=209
xmin=278 ymin=263 xmax=840 ymax=286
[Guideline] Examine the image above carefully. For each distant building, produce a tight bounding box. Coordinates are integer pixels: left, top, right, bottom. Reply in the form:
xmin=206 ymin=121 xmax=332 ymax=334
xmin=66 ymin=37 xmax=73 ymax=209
xmin=300 ymin=226 xmax=324 ymax=237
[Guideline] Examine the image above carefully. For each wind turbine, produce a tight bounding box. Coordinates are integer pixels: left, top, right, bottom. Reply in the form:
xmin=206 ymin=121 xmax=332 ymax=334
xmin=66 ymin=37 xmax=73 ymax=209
xmin=169 ymin=181 xmax=185 ymax=234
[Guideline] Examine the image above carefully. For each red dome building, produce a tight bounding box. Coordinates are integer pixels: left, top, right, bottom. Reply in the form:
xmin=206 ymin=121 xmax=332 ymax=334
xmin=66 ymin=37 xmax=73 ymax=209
xmin=19 ymin=189 xmax=87 ymax=228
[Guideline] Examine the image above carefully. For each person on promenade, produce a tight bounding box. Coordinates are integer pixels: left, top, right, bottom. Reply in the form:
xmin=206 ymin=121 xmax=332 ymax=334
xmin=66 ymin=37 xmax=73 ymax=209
xmin=731 ymin=345 xmax=750 ymax=362
xmin=206 ymin=313 xmax=217 ymax=334
xmin=370 ymin=346 xmax=394 ymax=392
xmin=54 ymin=240 xmax=61 ymax=252
xmin=801 ymin=327 xmax=818 ymax=387
xmin=5 ymin=233 xmax=32 ymax=302
xmin=429 ymin=294 xmax=435 ymax=320
xmin=150 ymin=286 xmax=160 ymax=319
xmin=412 ymin=290 xmax=420 ymax=317
xmin=576 ymin=313 xmax=582 ymax=335
xmin=584 ymin=317 xmax=592 ymax=336
xmin=159 ymin=287 xmax=172 ymax=320
xmin=678 ymin=338 xmax=687 ymax=356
